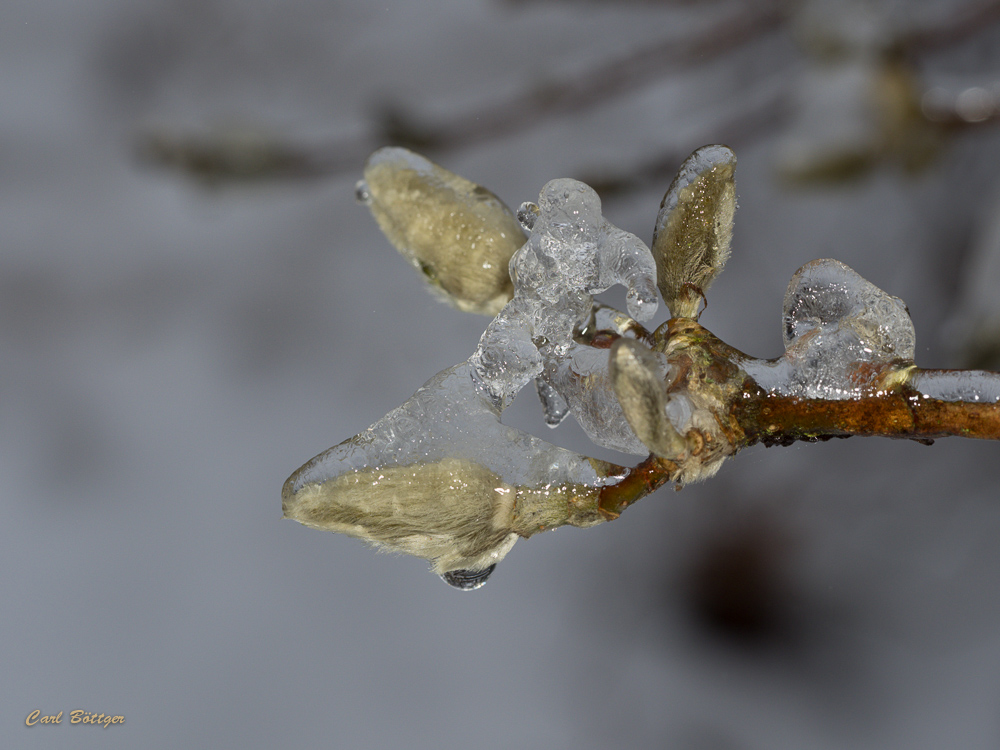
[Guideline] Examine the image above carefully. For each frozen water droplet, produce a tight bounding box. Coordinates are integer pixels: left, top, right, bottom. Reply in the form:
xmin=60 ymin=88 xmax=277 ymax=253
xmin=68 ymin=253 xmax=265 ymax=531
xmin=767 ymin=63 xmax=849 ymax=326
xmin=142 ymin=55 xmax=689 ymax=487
xmin=535 ymin=377 xmax=570 ymax=427
xmin=626 ymin=286 xmax=658 ymax=324
xmin=517 ymin=201 xmax=539 ymax=231
xmin=748 ymin=259 xmax=915 ymax=399
xmin=440 ymin=564 xmax=495 ymax=591
xmin=354 ymin=179 xmax=372 ymax=205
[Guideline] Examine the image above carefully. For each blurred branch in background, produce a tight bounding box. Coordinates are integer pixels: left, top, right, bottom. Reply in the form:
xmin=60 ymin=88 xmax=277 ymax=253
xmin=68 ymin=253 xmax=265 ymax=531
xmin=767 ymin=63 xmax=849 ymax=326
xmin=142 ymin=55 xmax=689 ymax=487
xmin=370 ymin=0 xmax=788 ymax=152
xmin=134 ymin=0 xmax=789 ymax=186
xmin=135 ymin=0 xmax=1000 ymax=193
xmin=135 ymin=126 xmax=336 ymax=187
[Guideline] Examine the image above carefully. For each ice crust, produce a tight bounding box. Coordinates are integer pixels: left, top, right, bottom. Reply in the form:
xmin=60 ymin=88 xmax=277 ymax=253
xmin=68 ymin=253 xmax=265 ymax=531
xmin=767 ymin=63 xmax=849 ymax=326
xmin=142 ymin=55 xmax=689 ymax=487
xmin=910 ymin=370 xmax=1000 ymax=403
xmin=742 ymin=259 xmax=916 ymax=398
xmin=469 ymin=178 xmax=657 ymax=410
xmin=288 ymin=363 xmax=623 ymax=495
xmin=301 ymin=187 xmax=930 ymax=487
xmin=290 ymin=175 xmax=662 ymax=524
xmin=543 ymin=340 xmax=655 ymax=456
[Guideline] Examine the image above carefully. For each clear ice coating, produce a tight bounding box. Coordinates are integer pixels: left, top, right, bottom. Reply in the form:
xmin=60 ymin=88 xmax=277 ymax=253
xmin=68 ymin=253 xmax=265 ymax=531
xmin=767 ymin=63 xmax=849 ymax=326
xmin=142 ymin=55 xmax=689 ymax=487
xmin=469 ymin=178 xmax=658 ymax=409
xmin=283 ymin=363 xmax=628 ymax=573
xmin=543 ymin=338 xmax=661 ymax=456
xmin=284 ymin=175 xmax=661 ymax=574
xmin=742 ymin=259 xmax=916 ymax=398
xmin=286 ymin=363 xmax=618 ymax=496
xmin=532 ymin=303 xmax=668 ymax=455
xmin=909 ymin=370 xmax=1000 ymax=403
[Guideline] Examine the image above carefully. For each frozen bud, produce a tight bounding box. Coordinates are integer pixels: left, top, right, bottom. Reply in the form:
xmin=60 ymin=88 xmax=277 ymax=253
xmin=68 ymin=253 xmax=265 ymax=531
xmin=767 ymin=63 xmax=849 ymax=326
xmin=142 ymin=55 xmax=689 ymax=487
xmin=283 ymin=455 xmax=520 ymax=577
xmin=609 ymin=339 xmax=686 ymax=458
xmin=362 ymin=147 xmax=526 ymax=315
xmin=652 ymin=145 xmax=737 ymax=319
xmin=282 ymin=362 xmax=623 ymax=582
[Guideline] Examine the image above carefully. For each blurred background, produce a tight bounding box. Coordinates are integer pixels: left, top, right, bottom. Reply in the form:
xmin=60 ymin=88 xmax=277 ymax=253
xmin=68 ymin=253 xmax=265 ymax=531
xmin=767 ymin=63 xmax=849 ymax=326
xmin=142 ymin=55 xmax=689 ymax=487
xmin=6 ymin=0 xmax=1000 ymax=747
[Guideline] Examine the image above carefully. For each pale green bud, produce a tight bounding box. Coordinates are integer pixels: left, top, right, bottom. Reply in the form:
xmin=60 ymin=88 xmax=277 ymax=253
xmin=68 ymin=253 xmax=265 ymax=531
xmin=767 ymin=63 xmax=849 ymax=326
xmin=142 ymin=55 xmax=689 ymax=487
xmin=609 ymin=338 xmax=686 ymax=459
xmin=282 ymin=456 xmax=605 ymax=578
xmin=651 ymin=145 xmax=737 ymax=319
xmin=359 ymin=147 xmax=525 ymax=315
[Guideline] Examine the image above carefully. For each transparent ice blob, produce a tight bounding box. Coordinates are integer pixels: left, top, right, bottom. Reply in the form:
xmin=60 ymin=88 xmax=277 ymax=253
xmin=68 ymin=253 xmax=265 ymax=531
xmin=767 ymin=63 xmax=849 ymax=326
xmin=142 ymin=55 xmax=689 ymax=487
xmin=743 ymin=259 xmax=915 ymax=399
xmin=469 ymin=178 xmax=657 ymax=410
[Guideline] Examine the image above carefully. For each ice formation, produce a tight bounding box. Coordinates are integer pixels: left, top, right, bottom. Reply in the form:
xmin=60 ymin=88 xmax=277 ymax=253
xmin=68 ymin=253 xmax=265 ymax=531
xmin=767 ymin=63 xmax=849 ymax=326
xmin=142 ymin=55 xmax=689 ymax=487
xmin=470 ymin=178 xmax=658 ymax=410
xmin=543 ymin=340 xmax=654 ymax=456
xmin=284 ymin=175 xmax=661 ymax=578
xmin=285 ymin=142 xmax=1000 ymax=590
xmin=282 ymin=363 xmax=627 ymax=576
xmin=741 ymin=258 xmax=916 ymax=398
xmin=909 ymin=370 xmax=1000 ymax=403
xmin=534 ymin=378 xmax=570 ymax=427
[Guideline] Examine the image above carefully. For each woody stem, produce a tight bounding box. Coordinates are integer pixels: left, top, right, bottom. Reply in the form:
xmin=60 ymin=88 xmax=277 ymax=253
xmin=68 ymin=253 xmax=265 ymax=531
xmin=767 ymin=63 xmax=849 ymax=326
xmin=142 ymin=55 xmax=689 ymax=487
xmin=734 ymin=370 xmax=1000 ymax=444
xmin=598 ymin=454 xmax=678 ymax=519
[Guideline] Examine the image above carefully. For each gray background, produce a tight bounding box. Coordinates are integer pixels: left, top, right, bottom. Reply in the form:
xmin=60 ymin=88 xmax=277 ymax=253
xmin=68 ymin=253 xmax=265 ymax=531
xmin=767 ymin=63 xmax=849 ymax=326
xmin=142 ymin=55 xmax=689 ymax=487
xmin=6 ymin=0 xmax=1000 ymax=747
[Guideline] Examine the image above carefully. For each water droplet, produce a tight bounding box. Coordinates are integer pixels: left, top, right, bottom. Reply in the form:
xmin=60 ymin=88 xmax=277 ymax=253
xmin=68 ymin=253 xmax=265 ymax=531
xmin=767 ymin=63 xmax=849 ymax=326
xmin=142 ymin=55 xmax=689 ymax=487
xmin=921 ymin=87 xmax=952 ymax=122
xmin=956 ymin=87 xmax=994 ymax=123
xmin=354 ymin=179 xmax=372 ymax=205
xmin=517 ymin=201 xmax=539 ymax=231
xmin=441 ymin=564 xmax=496 ymax=591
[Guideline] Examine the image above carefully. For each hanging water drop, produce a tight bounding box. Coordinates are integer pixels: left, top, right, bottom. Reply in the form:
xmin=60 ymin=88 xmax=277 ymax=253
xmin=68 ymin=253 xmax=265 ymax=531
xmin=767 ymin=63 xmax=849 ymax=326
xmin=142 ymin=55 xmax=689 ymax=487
xmin=354 ymin=179 xmax=372 ymax=205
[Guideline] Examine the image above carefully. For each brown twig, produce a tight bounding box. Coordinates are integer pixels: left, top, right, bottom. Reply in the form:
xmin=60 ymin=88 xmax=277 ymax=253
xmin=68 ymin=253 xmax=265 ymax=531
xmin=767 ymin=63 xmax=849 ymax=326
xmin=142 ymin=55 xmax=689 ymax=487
xmin=598 ymin=454 xmax=678 ymax=519
xmin=592 ymin=334 xmax=1000 ymax=520
xmin=735 ymin=378 xmax=1000 ymax=444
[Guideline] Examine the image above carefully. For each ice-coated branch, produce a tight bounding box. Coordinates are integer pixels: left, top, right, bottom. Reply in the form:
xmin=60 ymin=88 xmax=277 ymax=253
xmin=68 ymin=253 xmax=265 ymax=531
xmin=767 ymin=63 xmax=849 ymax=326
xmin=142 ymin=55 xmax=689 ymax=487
xmin=283 ymin=144 xmax=1000 ymax=590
